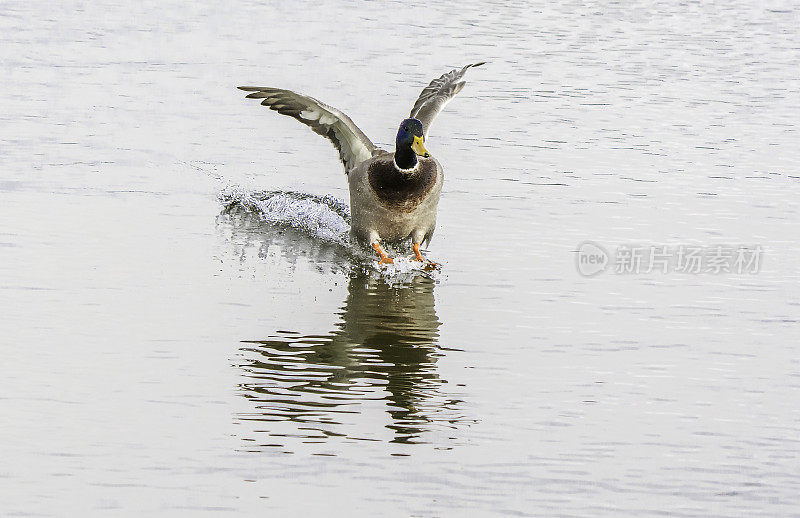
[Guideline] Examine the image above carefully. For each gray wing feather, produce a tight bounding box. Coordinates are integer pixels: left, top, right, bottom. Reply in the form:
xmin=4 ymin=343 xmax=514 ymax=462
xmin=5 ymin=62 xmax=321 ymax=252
xmin=238 ymin=87 xmax=378 ymax=174
xmin=409 ymin=62 xmax=485 ymax=139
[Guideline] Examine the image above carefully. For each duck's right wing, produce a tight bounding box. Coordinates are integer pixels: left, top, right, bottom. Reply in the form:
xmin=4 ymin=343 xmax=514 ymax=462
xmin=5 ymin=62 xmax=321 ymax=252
xmin=409 ymin=62 xmax=485 ymax=140
xmin=238 ymin=87 xmax=378 ymax=174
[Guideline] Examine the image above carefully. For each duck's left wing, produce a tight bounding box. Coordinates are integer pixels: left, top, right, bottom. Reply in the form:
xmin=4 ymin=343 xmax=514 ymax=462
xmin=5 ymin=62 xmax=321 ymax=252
xmin=409 ymin=62 xmax=485 ymax=140
xmin=238 ymin=87 xmax=378 ymax=174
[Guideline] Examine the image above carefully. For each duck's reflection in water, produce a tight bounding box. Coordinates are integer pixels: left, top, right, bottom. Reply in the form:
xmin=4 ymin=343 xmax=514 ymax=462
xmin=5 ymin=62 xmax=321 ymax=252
xmin=237 ymin=273 xmax=468 ymax=446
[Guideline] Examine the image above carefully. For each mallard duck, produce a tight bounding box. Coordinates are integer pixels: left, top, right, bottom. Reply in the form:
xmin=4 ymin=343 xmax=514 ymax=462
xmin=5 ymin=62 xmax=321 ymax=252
xmin=238 ymin=62 xmax=484 ymax=266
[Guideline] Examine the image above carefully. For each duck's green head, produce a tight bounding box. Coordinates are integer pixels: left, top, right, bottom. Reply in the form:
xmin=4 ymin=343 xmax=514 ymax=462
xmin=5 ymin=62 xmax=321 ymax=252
xmin=396 ymin=118 xmax=429 ymax=159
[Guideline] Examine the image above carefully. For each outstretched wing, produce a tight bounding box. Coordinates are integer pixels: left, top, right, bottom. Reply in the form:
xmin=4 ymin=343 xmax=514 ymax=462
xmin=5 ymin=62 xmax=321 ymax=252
xmin=238 ymin=87 xmax=378 ymax=174
xmin=409 ymin=62 xmax=485 ymax=140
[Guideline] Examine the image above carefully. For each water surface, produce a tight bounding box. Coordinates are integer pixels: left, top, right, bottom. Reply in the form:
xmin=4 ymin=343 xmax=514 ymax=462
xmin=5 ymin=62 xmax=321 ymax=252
xmin=1 ymin=0 xmax=799 ymax=516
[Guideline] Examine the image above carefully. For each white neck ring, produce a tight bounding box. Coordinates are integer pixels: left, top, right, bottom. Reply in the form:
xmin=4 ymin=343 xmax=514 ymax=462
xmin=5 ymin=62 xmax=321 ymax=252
xmin=393 ymin=158 xmax=419 ymax=173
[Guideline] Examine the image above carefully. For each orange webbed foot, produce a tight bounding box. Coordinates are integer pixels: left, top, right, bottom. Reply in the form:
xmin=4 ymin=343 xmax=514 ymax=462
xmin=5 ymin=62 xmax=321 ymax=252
xmin=413 ymin=243 xmax=439 ymax=270
xmin=423 ymin=261 xmax=440 ymax=272
xmin=372 ymin=242 xmax=394 ymax=265
xmin=412 ymin=242 xmax=425 ymax=262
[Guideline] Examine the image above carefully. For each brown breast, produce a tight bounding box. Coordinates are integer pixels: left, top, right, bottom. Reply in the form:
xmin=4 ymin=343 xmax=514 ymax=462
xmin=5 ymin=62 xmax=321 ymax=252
xmin=367 ymin=157 xmax=438 ymax=212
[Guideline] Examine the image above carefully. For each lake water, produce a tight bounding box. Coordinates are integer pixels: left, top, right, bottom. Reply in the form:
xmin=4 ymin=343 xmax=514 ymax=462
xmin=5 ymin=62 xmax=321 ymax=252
xmin=2 ymin=1 xmax=799 ymax=516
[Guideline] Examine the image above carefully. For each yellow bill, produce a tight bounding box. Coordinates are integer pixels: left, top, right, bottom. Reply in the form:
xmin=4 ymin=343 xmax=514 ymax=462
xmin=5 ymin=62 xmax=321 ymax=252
xmin=411 ymin=135 xmax=430 ymax=158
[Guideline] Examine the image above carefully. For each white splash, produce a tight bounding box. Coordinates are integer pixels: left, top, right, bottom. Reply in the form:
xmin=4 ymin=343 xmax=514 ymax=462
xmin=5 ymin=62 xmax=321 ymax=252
xmin=220 ymin=187 xmax=351 ymax=245
xmin=370 ymin=256 xmax=440 ymax=283
xmin=220 ymin=187 xmax=442 ymax=281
